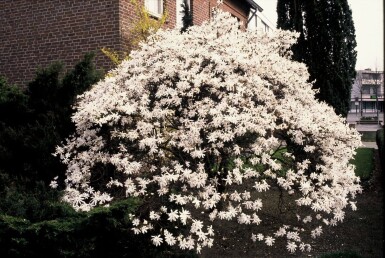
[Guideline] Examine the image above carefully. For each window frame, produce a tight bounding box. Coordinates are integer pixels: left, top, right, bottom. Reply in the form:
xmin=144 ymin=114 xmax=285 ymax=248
xmin=145 ymin=0 xmax=164 ymax=18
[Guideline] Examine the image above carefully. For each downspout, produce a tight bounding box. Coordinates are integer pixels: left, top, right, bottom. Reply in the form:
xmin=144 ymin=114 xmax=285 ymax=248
xmin=209 ymin=1 xmax=211 ymax=19
xmin=191 ymin=0 xmax=194 ymax=23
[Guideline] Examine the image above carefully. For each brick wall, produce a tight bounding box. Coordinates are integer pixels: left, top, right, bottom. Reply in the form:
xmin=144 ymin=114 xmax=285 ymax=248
xmin=0 ymin=0 xmax=121 ymax=87
xmin=191 ymin=0 xmax=250 ymax=27
xmin=119 ymin=0 xmax=176 ymax=53
xmin=191 ymin=0 xmax=211 ymax=26
xmin=0 ymin=0 xmax=251 ymax=86
xmin=164 ymin=0 xmax=177 ymax=29
xmin=119 ymin=0 xmax=139 ymax=55
xmin=221 ymin=0 xmax=250 ymax=29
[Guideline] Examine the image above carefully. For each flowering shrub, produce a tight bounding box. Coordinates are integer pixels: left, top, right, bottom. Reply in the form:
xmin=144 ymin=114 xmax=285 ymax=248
xmin=53 ymin=10 xmax=362 ymax=254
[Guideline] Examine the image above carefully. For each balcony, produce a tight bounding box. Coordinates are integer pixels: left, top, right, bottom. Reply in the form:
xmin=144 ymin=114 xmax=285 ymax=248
xmin=361 ymin=79 xmax=382 ymax=85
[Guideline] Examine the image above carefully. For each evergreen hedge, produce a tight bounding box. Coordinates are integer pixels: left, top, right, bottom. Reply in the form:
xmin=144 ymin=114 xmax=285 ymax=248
xmin=0 ymin=198 xmax=196 ymax=258
xmin=376 ymin=128 xmax=384 ymax=173
xmin=0 ymin=54 xmax=198 ymax=258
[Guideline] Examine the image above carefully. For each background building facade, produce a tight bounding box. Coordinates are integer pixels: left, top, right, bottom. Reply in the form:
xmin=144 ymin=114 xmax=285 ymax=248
xmin=350 ymin=69 xmax=384 ymax=114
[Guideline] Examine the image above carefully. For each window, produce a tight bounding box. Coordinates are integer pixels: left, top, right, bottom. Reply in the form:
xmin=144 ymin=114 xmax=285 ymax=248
xmin=145 ymin=0 xmax=163 ymax=18
xmin=363 ymin=72 xmax=380 ymax=80
xmin=261 ymin=21 xmax=269 ymax=32
xmin=362 ymin=86 xmax=371 ymax=94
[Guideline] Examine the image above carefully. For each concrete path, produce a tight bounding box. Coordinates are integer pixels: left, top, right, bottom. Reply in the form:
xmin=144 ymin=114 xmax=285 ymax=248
xmin=347 ymin=112 xmax=382 ymax=149
xmin=347 ymin=112 xmax=384 ymax=132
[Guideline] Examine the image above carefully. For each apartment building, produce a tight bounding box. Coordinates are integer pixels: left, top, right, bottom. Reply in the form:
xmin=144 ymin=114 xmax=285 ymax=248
xmin=350 ymin=69 xmax=384 ymax=114
xmin=0 ymin=0 xmax=272 ymax=86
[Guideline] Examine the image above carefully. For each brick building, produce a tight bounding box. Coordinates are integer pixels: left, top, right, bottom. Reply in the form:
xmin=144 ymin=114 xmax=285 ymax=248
xmin=0 ymin=0 xmax=266 ymax=86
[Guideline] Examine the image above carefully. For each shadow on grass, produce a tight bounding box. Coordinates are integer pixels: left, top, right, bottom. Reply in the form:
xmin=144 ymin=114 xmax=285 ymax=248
xmin=318 ymin=250 xmax=362 ymax=258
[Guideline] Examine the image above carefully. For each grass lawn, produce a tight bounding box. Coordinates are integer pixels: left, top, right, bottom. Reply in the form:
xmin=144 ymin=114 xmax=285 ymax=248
xmin=350 ymin=148 xmax=374 ymax=180
xmin=359 ymin=131 xmax=377 ymax=142
xmin=201 ymin=147 xmax=382 ymax=258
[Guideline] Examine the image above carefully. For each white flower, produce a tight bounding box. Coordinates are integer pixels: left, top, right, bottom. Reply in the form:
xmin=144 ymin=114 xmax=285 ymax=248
xmin=311 ymin=226 xmax=323 ymax=239
xmin=265 ymin=236 xmax=275 ymax=246
xmin=196 ymin=244 xmax=202 ymax=254
xmin=49 ymin=180 xmax=58 ymax=189
xmin=286 ymin=231 xmax=300 ymax=242
xmin=257 ymin=233 xmax=264 ymax=241
xmin=160 ymin=206 xmax=168 ymax=213
xmin=303 ymin=216 xmax=312 ymax=224
xmin=251 ymin=213 xmax=261 ymax=225
xmin=164 ymin=229 xmax=176 ymax=246
xmin=149 ymin=211 xmax=161 ymax=220
xmin=251 ymin=233 xmax=257 ymax=242
xmin=207 ymin=225 xmax=215 ymax=236
xmin=209 ymin=209 xmax=217 ymax=221
xmin=350 ymin=201 xmax=357 ymax=211
xmin=299 ymin=242 xmax=306 ymax=252
xmin=132 ymin=218 xmax=140 ymax=226
xmin=237 ymin=213 xmax=251 ymax=224
xmin=191 ymin=148 xmax=205 ymax=158
xmin=179 ymin=208 xmax=191 ymax=225
xmin=253 ymin=180 xmax=270 ymax=192
xmin=168 ymin=209 xmax=179 ymax=222
xmin=334 ymin=210 xmax=345 ymax=222
xmin=274 ymin=227 xmax=286 ymax=237
xmin=191 ymin=219 xmax=204 ymax=233
xmin=132 ymin=228 xmax=141 ymax=234
xmin=151 ymin=235 xmax=163 ymax=246
xmin=287 ymin=241 xmax=297 ymax=253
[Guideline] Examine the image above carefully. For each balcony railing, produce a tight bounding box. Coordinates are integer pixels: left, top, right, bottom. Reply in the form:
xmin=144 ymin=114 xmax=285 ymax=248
xmin=362 ymin=79 xmax=383 ymax=85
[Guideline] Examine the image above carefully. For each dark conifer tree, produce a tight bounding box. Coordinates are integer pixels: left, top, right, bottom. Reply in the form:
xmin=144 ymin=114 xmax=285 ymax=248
xmin=277 ymin=0 xmax=357 ymax=117
xmin=180 ymin=0 xmax=193 ymax=33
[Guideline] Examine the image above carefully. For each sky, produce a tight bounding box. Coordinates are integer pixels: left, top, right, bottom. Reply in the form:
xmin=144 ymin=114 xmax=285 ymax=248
xmin=255 ymin=0 xmax=384 ymax=71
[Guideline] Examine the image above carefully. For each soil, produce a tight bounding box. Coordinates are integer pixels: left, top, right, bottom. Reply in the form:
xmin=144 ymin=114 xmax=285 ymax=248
xmin=199 ymin=150 xmax=384 ymax=258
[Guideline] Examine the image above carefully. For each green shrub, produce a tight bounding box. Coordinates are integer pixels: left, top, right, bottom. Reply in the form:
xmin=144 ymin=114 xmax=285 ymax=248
xmin=0 ymin=56 xmax=197 ymax=258
xmin=25 ymin=53 xmax=103 ymax=183
xmin=0 ymin=172 xmax=70 ymax=222
xmin=1 ymin=53 xmax=102 ymax=184
xmin=0 ymin=53 xmax=103 ymax=222
xmin=360 ymin=116 xmax=377 ymax=121
xmin=0 ymin=77 xmax=30 ymax=174
xmin=0 ymin=198 xmax=197 ymax=258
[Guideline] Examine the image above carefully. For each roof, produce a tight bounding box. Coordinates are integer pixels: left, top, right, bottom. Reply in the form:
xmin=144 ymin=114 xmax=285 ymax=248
xmin=244 ymin=0 xmax=263 ymax=12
